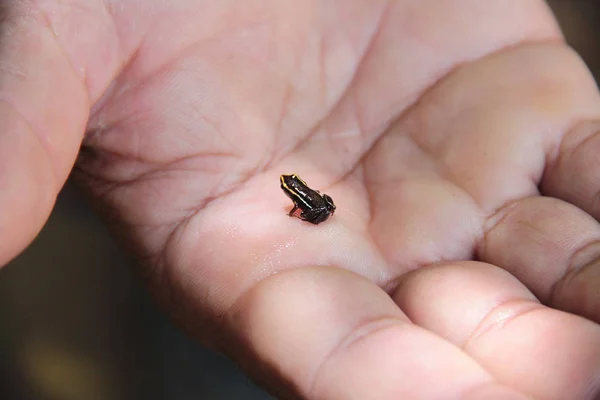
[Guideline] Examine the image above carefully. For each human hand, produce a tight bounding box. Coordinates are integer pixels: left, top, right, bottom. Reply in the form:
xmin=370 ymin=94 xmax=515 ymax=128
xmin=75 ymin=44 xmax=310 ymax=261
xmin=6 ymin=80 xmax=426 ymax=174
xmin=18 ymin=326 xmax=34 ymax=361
xmin=1 ymin=1 xmax=599 ymax=398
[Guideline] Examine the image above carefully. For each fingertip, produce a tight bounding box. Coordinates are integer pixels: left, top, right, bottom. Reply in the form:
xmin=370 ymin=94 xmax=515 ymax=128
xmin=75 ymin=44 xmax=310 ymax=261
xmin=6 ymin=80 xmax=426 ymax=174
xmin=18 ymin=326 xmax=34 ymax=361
xmin=392 ymin=261 xmax=537 ymax=346
xmin=228 ymin=266 xmax=405 ymax=392
xmin=392 ymin=261 xmax=600 ymax=400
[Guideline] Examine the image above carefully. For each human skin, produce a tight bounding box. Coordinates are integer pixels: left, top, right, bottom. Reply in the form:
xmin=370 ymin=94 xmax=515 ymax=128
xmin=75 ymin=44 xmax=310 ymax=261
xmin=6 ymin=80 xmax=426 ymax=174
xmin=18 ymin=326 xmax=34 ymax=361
xmin=0 ymin=0 xmax=599 ymax=399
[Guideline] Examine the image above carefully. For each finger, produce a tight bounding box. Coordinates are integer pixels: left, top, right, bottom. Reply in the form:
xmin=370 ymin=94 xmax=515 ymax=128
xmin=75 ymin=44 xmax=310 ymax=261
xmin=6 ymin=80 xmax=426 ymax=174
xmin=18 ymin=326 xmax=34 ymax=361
xmin=0 ymin=6 xmax=92 ymax=266
xmin=393 ymin=262 xmax=600 ymax=400
xmin=478 ymin=196 xmax=600 ymax=323
xmin=227 ymin=266 xmax=528 ymax=400
xmin=540 ymin=120 xmax=600 ymax=321
xmin=542 ymin=120 xmax=600 ymax=221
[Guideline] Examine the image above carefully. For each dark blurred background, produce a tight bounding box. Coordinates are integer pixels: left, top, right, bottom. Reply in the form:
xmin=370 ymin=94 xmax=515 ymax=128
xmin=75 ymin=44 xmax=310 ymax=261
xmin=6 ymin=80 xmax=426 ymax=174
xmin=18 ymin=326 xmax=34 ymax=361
xmin=1 ymin=2 xmax=598 ymax=399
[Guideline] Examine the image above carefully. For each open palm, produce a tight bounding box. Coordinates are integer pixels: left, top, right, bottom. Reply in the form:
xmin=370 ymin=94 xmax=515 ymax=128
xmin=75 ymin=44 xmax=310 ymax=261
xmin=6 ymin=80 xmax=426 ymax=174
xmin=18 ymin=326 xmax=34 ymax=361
xmin=2 ymin=1 xmax=599 ymax=399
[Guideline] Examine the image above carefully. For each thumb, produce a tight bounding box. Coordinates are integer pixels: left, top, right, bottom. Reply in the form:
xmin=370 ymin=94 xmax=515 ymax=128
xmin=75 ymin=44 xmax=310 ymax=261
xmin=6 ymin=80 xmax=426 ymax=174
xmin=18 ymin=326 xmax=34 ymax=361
xmin=0 ymin=5 xmax=95 ymax=266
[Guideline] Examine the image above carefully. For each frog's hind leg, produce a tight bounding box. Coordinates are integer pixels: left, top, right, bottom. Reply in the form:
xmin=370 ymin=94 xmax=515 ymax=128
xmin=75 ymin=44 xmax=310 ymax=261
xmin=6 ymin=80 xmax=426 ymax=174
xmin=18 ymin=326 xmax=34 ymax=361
xmin=301 ymin=208 xmax=330 ymax=224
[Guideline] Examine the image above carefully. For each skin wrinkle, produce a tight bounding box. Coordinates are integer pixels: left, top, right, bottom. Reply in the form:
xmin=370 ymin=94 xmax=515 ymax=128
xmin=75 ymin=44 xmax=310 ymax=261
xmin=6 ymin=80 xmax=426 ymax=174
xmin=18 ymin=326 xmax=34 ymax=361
xmin=96 ymin=4 xmax=155 ymax=92
xmin=0 ymin=98 xmax=61 ymax=194
xmin=462 ymin=296 xmax=600 ymax=399
xmin=463 ymin=299 xmax=544 ymax=349
xmin=550 ymin=267 xmax=582 ymax=314
xmin=75 ymin=163 xmax=198 ymax=250
xmin=272 ymin=79 xmax=294 ymax=157
xmin=306 ymin=316 xmax=406 ymax=398
xmin=567 ymin=239 xmax=600 ymax=272
xmin=89 ymin=34 xmax=217 ymax=132
xmin=315 ymin=4 xmax=400 ymax=189
xmin=152 ymin=214 xmax=189 ymax=320
xmin=37 ymin=2 xmax=87 ymax=91
xmin=317 ymin=25 xmax=327 ymax=117
xmin=477 ymin=197 xmax=533 ymax=262
xmin=34 ymin=0 xmax=121 ymax=103
xmin=83 ymin=115 xmax=262 ymax=215
xmin=280 ymin=0 xmax=390 ymax=164
xmin=0 ymin=17 xmax=90 ymax=187
xmin=77 ymin=146 xmax=241 ymax=185
xmin=86 ymin=46 xmax=279 ymax=192
xmin=550 ymin=238 xmax=600 ymax=306
xmin=86 ymin=41 xmax=141 ymax=124
xmin=549 ymin=126 xmax=600 ymax=219
xmin=269 ymin=12 xmax=336 ymax=158
xmin=544 ymin=120 xmax=600 ymax=173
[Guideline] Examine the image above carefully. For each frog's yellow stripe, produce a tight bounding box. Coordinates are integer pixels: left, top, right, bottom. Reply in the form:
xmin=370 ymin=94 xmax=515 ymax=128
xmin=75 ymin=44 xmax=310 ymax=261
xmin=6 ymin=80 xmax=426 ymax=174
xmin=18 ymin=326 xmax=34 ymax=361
xmin=280 ymin=176 xmax=311 ymax=209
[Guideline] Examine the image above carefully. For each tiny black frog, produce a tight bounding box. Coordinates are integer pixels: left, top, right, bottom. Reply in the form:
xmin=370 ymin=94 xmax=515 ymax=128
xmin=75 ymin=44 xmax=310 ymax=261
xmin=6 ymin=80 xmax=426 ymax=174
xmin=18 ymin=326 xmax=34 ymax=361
xmin=280 ymin=174 xmax=336 ymax=224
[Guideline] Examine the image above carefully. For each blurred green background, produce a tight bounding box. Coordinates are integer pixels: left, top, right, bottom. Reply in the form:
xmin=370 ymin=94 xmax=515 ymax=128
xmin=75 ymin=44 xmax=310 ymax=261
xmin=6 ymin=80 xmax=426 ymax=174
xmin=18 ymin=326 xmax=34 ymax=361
xmin=1 ymin=2 xmax=598 ymax=399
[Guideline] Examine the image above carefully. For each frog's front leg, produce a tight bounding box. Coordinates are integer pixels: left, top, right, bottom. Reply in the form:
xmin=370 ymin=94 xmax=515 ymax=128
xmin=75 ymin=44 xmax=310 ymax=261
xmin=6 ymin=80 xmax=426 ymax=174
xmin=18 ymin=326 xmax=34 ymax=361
xmin=288 ymin=204 xmax=299 ymax=216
